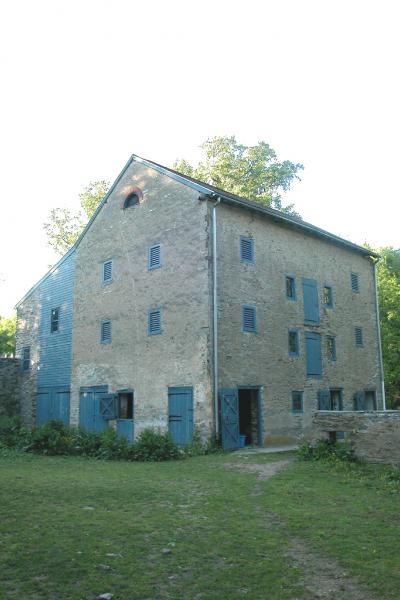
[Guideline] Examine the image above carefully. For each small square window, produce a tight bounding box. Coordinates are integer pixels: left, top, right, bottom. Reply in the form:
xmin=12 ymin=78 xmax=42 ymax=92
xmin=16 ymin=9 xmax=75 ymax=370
xmin=324 ymin=286 xmax=333 ymax=307
xmin=103 ymin=260 xmax=113 ymax=283
xmin=22 ymin=347 xmax=30 ymax=371
xmin=327 ymin=336 xmax=336 ymax=361
xmin=288 ymin=330 xmax=299 ymax=356
xmin=355 ymin=327 xmax=363 ymax=347
xmin=351 ymin=272 xmax=359 ymax=293
xmin=240 ymin=237 xmax=254 ymax=263
xmin=286 ymin=276 xmax=296 ymax=300
xmin=292 ymin=391 xmax=303 ymax=413
xmin=51 ymin=308 xmax=59 ymax=333
xmin=101 ymin=320 xmax=112 ymax=344
xmin=148 ymin=309 xmax=161 ymax=335
xmin=242 ymin=305 xmax=256 ymax=333
xmin=148 ymin=245 xmax=161 ymax=270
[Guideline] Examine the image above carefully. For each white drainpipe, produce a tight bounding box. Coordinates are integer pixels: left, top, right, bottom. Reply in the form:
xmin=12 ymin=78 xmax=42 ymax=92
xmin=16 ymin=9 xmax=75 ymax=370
xmin=373 ymin=260 xmax=386 ymax=410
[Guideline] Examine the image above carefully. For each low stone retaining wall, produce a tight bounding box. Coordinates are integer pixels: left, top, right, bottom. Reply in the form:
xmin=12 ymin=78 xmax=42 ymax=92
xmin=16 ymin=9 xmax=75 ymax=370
xmin=0 ymin=358 xmax=21 ymax=418
xmin=310 ymin=411 xmax=400 ymax=463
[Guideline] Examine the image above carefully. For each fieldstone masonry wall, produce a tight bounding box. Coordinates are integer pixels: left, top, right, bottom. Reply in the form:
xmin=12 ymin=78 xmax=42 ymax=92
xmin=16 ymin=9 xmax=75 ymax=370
xmin=0 ymin=358 xmax=21 ymax=417
xmin=311 ymin=411 xmax=400 ymax=463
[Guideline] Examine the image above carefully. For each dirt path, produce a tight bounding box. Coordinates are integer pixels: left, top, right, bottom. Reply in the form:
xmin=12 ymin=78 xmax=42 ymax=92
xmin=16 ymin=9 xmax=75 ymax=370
xmin=226 ymin=458 xmax=376 ymax=600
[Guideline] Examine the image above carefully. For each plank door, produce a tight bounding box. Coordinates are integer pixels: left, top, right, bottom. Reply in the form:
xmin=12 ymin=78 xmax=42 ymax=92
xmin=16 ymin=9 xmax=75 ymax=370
xmin=168 ymin=387 xmax=193 ymax=445
xmin=219 ymin=388 xmax=240 ymax=450
xmin=36 ymin=389 xmax=51 ymax=425
xmin=79 ymin=387 xmax=108 ymax=432
xmin=53 ymin=389 xmax=70 ymax=425
xmin=117 ymin=420 xmax=134 ymax=442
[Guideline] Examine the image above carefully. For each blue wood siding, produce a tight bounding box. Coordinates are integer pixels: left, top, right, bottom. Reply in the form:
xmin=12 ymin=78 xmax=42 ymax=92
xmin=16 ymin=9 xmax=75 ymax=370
xmin=168 ymin=387 xmax=193 ymax=445
xmin=302 ymin=278 xmax=320 ymax=324
xmin=37 ymin=252 xmax=75 ymax=388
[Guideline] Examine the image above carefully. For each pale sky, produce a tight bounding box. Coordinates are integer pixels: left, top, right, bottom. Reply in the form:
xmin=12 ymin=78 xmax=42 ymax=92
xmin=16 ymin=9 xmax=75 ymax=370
xmin=0 ymin=0 xmax=399 ymax=316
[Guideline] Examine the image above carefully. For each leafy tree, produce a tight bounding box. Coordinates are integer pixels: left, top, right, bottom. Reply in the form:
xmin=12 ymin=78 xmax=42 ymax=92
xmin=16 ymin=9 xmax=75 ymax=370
xmin=0 ymin=314 xmax=16 ymax=356
xmin=173 ymin=136 xmax=303 ymax=215
xmin=376 ymin=247 xmax=400 ymax=408
xmin=44 ymin=180 xmax=109 ymax=255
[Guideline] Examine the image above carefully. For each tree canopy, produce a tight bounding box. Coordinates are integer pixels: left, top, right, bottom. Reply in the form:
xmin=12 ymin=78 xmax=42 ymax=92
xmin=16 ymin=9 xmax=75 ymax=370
xmin=173 ymin=136 xmax=303 ymax=215
xmin=43 ymin=180 xmax=110 ymax=255
xmin=0 ymin=314 xmax=16 ymax=356
xmin=376 ymin=247 xmax=400 ymax=407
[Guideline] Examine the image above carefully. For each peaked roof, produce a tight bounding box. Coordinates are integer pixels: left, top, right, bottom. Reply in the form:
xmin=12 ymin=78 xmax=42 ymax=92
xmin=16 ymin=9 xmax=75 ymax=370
xmin=16 ymin=153 xmax=378 ymax=308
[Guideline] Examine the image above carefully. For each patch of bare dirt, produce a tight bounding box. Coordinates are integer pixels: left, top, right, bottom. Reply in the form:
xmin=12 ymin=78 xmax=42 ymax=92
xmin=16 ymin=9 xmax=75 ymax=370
xmin=288 ymin=539 xmax=375 ymax=600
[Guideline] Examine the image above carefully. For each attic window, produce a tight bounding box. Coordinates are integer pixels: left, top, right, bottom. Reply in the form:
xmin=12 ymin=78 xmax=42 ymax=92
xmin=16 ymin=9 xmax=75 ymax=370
xmin=123 ymin=187 xmax=143 ymax=209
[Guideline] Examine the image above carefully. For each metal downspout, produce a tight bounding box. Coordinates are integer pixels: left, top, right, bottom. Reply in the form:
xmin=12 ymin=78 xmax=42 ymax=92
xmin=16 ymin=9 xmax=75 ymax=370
xmin=212 ymin=198 xmax=221 ymax=437
xmin=373 ymin=260 xmax=386 ymax=410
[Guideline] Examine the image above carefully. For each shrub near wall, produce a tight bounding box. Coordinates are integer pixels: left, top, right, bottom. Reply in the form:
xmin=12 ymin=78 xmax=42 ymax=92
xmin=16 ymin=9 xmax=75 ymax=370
xmin=0 ymin=419 xmax=183 ymax=461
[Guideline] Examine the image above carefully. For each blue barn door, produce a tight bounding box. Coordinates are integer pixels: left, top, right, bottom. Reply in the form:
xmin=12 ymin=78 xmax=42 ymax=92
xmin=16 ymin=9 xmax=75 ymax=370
xmin=37 ymin=390 xmax=51 ymax=425
xmin=79 ymin=386 xmax=108 ymax=432
xmin=53 ymin=389 xmax=70 ymax=425
xmin=219 ymin=388 xmax=240 ymax=450
xmin=168 ymin=387 xmax=193 ymax=445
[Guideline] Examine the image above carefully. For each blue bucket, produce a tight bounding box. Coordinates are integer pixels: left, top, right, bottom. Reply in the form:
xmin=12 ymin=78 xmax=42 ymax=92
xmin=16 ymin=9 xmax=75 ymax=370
xmin=239 ymin=435 xmax=246 ymax=448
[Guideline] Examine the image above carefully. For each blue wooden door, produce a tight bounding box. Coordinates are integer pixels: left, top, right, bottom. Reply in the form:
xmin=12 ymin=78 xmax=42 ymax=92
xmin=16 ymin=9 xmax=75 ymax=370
xmin=168 ymin=387 xmax=193 ymax=445
xmin=117 ymin=420 xmax=134 ymax=442
xmin=37 ymin=390 xmax=51 ymax=425
xmin=219 ymin=388 xmax=240 ymax=450
xmin=79 ymin=387 xmax=108 ymax=432
xmin=53 ymin=390 xmax=70 ymax=425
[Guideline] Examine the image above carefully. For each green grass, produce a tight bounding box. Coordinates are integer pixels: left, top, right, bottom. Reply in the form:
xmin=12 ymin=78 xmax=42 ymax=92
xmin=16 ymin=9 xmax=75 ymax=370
xmin=0 ymin=450 xmax=399 ymax=599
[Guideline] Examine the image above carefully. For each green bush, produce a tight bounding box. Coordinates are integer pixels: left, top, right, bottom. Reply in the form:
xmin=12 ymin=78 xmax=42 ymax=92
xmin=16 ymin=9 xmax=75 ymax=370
xmin=132 ymin=428 xmax=182 ymax=461
xmin=184 ymin=428 xmax=219 ymax=457
xmin=26 ymin=420 xmax=74 ymax=455
xmin=297 ymin=438 xmax=356 ymax=463
xmin=0 ymin=416 xmax=31 ymax=450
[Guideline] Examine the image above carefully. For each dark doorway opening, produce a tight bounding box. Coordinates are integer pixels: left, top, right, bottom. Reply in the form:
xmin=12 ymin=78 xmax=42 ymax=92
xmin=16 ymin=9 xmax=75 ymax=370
xmin=118 ymin=391 xmax=133 ymax=419
xmin=238 ymin=388 xmax=260 ymax=446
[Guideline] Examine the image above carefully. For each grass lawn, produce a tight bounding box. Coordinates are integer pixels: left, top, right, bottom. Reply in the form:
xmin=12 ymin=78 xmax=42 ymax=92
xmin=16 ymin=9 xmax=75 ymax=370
xmin=0 ymin=449 xmax=399 ymax=599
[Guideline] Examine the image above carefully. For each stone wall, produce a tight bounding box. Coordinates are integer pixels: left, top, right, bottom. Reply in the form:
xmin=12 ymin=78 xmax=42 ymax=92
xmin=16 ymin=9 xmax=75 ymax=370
xmin=71 ymin=161 xmax=213 ymax=438
xmin=310 ymin=411 xmax=400 ymax=463
xmin=217 ymin=203 xmax=383 ymax=446
xmin=0 ymin=358 xmax=21 ymax=417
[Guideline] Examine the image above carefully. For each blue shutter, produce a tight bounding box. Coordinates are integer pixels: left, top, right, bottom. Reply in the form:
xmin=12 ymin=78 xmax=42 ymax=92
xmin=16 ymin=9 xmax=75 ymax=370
xmin=305 ymin=332 xmax=322 ymax=377
xmin=242 ymin=305 xmax=256 ymax=332
xmin=327 ymin=336 xmax=336 ymax=361
xmin=103 ymin=260 xmax=113 ymax=282
xmin=353 ymin=391 xmax=365 ymax=410
xmin=317 ymin=389 xmax=331 ymax=410
xmin=148 ymin=309 xmax=161 ymax=335
xmin=302 ymin=279 xmax=319 ymax=324
xmin=240 ymin=237 xmax=254 ymax=263
xmin=219 ymin=388 xmax=240 ymax=449
xmin=148 ymin=245 xmax=161 ymax=269
xmin=101 ymin=320 xmax=112 ymax=343
xmin=355 ymin=327 xmax=363 ymax=346
xmin=351 ymin=272 xmax=359 ymax=292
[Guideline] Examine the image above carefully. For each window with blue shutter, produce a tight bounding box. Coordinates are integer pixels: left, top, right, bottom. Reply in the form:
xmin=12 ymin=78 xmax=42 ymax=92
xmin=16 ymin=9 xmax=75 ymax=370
xmin=305 ymin=331 xmax=322 ymax=377
xmin=100 ymin=394 xmax=117 ymax=419
xmin=50 ymin=307 xmax=60 ymax=333
xmin=355 ymin=327 xmax=363 ymax=346
xmin=302 ymin=279 xmax=319 ymax=324
xmin=148 ymin=309 xmax=161 ymax=335
xmin=292 ymin=391 xmax=303 ymax=413
xmin=324 ymin=285 xmax=333 ymax=307
xmin=22 ymin=347 xmax=31 ymax=371
xmin=103 ymin=260 xmax=113 ymax=283
xmin=288 ymin=330 xmax=299 ymax=356
xmin=327 ymin=336 xmax=336 ymax=361
xmin=148 ymin=244 xmax=161 ymax=270
xmin=351 ymin=272 xmax=359 ymax=293
xmin=285 ymin=275 xmax=296 ymax=300
xmin=240 ymin=237 xmax=254 ymax=263
xmin=242 ymin=305 xmax=256 ymax=333
xmin=101 ymin=320 xmax=112 ymax=344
